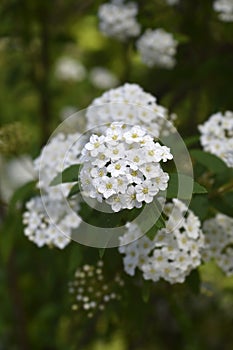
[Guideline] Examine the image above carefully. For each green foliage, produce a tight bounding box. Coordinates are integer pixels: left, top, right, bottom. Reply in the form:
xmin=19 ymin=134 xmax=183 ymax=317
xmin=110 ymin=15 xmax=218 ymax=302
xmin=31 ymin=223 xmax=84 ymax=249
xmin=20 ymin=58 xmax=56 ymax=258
xmin=50 ymin=164 xmax=81 ymax=186
xmin=190 ymin=149 xmax=228 ymax=174
xmin=166 ymin=173 xmax=207 ymax=199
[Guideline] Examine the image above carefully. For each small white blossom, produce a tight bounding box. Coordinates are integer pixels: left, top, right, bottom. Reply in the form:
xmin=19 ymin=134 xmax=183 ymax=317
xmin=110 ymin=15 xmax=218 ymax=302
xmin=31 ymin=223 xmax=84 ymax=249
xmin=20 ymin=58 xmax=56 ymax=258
xmin=98 ymin=0 xmax=140 ymax=41
xmin=213 ymin=0 xmax=233 ymax=22
xmin=89 ymin=67 xmax=119 ymax=89
xmin=55 ymin=57 xmax=86 ymax=81
xmin=198 ymin=111 xmax=233 ymax=167
xmin=136 ymin=29 xmax=178 ymax=69
xmin=165 ymin=0 xmax=179 ymax=5
xmin=201 ymin=214 xmax=233 ymax=276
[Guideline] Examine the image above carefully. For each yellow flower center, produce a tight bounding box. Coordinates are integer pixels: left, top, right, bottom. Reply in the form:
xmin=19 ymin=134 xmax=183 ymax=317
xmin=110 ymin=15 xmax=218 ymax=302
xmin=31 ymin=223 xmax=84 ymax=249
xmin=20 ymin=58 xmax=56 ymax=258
xmin=115 ymin=164 xmax=121 ymax=170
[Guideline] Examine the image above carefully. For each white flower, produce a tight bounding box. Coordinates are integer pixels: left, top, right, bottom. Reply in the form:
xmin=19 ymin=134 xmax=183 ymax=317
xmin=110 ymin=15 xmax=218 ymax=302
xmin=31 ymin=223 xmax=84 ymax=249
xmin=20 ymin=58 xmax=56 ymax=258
xmin=89 ymin=67 xmax=119 ymax=89
xmin=135 ymin=180 xmax=159 ymax=203
xmin=165 ymin=0 xmax=179 ymax=5
xmin=23 ymin=196 xmax=74 ymax=249
xmin=0 ymin=155 xmax=36 ymax=203
xmin=96 ymin=176 xmax=117 ymax=198
xmin=85 ymin=135 xmax=106 ymax=157
xmin=105 ymin=194 xmax=125 ymax=212
xmin=23 ymin=132 xmax=83 ymax=249
xmin=107 ymin=160 xmax=128 ymax=177
xmin=86 ymin=83 xmax=176 ymax=138
xmin=213 ymin=0 xmax=233 ymax=22
xmin=119 ymin=199 xmax=204 ymax=284
xmin=98 ymin=0 xmax=140 ymax=41
xmin=123 ymin=125 xmax=146 ymax=144
xmin=79 ymin=123 xmax=172 ymax=211
xmin=136 ymin=29 xmax=178 ymax=69
xmin=198 ymin=111 xmax=233 ymax=167
xmin=201 ymin=214 xmax=233 ymax=276
xmin=124 ymin=186 xmax=143 ymax=209
xmin=55 ymin=57 xmax=86 ymax=81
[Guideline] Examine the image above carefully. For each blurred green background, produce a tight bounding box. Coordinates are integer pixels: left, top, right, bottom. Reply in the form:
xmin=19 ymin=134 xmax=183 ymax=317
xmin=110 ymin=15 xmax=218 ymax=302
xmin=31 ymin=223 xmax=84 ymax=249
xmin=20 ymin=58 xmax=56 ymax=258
xmin=0 ymin=0 xmax=233 ymax=349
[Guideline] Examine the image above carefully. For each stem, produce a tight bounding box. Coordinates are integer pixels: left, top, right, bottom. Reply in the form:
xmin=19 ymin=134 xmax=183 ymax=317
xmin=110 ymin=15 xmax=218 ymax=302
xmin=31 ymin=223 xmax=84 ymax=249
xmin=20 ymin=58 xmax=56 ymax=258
xmin=38 ymin=5 xmax=52 ymax=146
xmin=7 ymin=249 xmax=30 ymax=350
xmin=209 ymin=179 xmax=233 ymax=199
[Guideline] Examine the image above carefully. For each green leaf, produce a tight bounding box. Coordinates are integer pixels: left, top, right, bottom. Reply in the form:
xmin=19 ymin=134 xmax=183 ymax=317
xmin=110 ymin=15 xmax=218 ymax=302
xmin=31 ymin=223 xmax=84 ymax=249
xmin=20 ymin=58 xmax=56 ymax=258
xmin=190 ymin=149 xmax=228 ymax=174
xmin=50 ymin=164 xmax=81 ymax=186
xmin=173 ymin=32 xmax=190 ymax=44
xmin=190 ymin=195 xmax=209 ymax=220
xmin=99 ymin=248 xmax=105 ymax=259
xmin=167 ymin=173 xmax=207 ymax=199
xmin=184 ymin=135 xmax=200 ymax=147
xmin=68 ymin=182 xmax=81 ymax=198
xmin=186 ymin=269 xmax=201 ymax=295
xmin=146 ymin=214 xmax=166 ymax=240
xmin=211 ymin=196 xmax=233 ymax=218
xmin=8 ymin=180 xmax=37 ymax=211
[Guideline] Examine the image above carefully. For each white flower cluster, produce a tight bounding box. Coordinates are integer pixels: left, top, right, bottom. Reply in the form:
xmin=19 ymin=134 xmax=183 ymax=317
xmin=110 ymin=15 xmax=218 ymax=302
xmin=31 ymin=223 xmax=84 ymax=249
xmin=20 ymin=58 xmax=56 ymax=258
xmin=165 ymin=0 xmax=179 ymax=5
xmin=119 ymin=199 xmax=205 ymax=284
xmin=80 ymin=122 xmax=173 ymax=212
xmin=198 ymin=111 xmax=233 ymax=168
xmin=23 ymin=196 xmax=81 ymax=249
xmin=55 ymin=57 xmax=86 ymax=81
xmin=86 ymin=83 xmax=176 ymax=137
xmin=69 ymin=261 xmax=124 ymax=318
xmin=201 ymin=214 xmax=233 ymax=276
xmin=34 ymin=133 xmax=82 ymax=199
xmin=136 ymin=29 xmax=178 ymax=69
xmin=23 ymin=133 xmax=83 ymax=249
xmin=89 ymin=67 xmax=119 ymax=90
xmin=213 ymin=0 xmax=233 ymax=22
xmin=98 ymin=0 xmax=140 ymax=41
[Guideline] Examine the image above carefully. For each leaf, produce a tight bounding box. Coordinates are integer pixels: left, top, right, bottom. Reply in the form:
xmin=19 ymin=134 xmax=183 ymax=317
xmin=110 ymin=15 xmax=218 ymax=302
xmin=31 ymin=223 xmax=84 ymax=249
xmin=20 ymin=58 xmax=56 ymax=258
xmin=190 ymin=149 xmax=228 ymax=174
xmin=68 ymin=183 xmax=81 ymax=198
xmin=146 ymin=214 xmax=166 ymax=240
xmin=211 ymin=196 xmax=233 ymax=218
xmin=173 ymin=32 xmax=190 ymax=44
xmin=50 ymin=164 xmax=81 ymax=186
xmin=166 ymin=173 xmax=207 ymax=199
xmin=186 ymin=269 xmax=201 ymax=295
xmin=142 ymin=281 xmax=151 ymax=303
xmin=8 ymin=180 xmax=37 ymax=211
xmin=99 ymin=248 xmax=105 ymax=258
xmin=189 ymin=195 xmax=209 ymax=220
xmin=184 ymin=135 xmax=200 ymax=147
